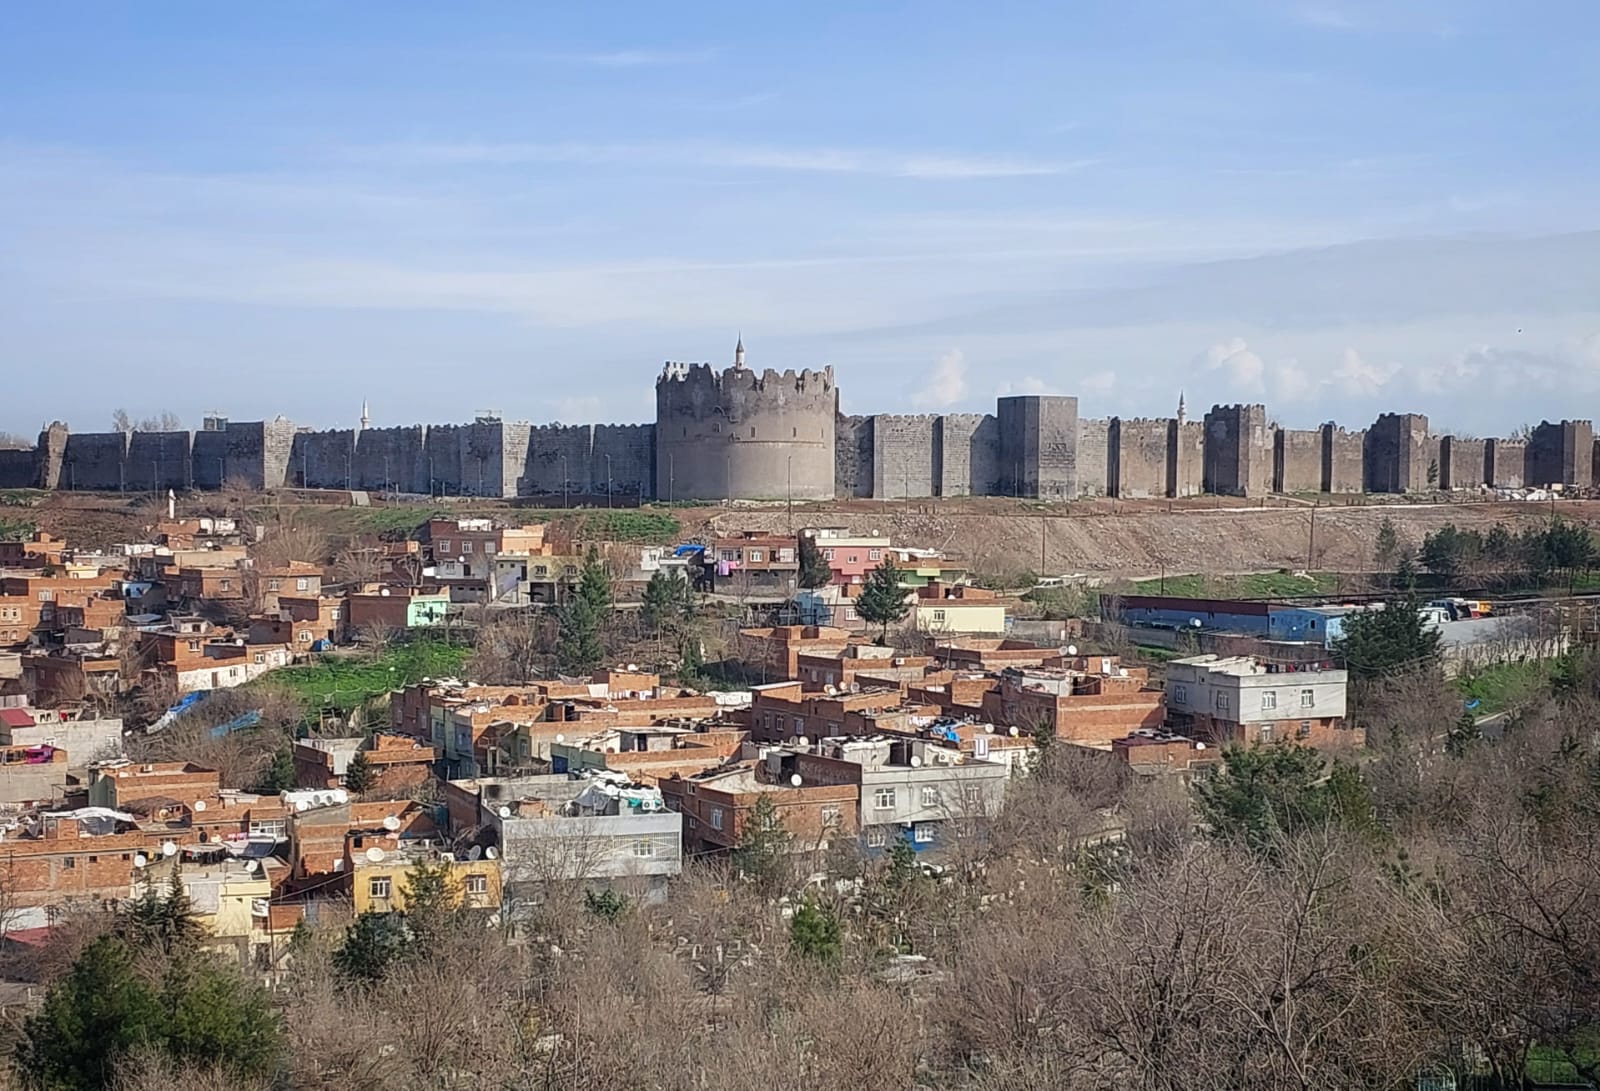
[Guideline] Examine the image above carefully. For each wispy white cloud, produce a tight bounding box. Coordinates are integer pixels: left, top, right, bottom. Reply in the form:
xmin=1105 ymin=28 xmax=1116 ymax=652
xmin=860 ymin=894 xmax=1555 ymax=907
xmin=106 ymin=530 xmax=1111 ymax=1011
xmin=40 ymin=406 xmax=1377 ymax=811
xmin=351 ymin=140 xmax=1091 ymax=180
xmin=911 ymin=349 xmax=969 ymax=409
xmin=995 ymin=376 xmax=1062 ymax=397
xmin=1197 ymin=336 xmax=1266 ymax=393
xmin=536 ymin=47 xmax=717 ymax=68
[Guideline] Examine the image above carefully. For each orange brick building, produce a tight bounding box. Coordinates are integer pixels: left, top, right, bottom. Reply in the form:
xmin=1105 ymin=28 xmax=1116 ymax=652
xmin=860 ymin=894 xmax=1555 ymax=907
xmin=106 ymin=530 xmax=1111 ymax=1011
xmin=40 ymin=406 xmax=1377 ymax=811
xmin=658 ymin=764 xmax=858 ymax=856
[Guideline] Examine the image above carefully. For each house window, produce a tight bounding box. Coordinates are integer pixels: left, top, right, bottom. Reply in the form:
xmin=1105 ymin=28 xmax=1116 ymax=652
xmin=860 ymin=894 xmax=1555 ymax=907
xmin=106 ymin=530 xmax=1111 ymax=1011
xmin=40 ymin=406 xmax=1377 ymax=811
xmin=931 ymin=609 xmax=946 ymax=622
xmin=188 ymin=640 xmax=201 ymax=652
xmin=1300 ymin=689 xmax=1315 ymax=708
xmin=963 ymin=784 xmax=983 ymax=806
xmin=1261 ymin=690 xmax=1277 ymax=710
xmin=229 ymin=667 xmax=240 ymax=678
xmin=719 ymin=550 xmax=736 ymax=562
xmin=823 ymin=549 xmax=834 ymax=561
xmin=296 ymin=578 xmax=309 ymax=591
xmin=869 ymin=549 xmax=881 ymax=561
xmin=866 ymin=827 xmax=888 ymax=848
xmin=913 ymin=824 xmax=935 ymax=844
xmin=253 ymin=653 xmax=266 ymax=664
xmin=219 ymin=579 xmax=232 ymax=591
xmin=299 ymin=630 xmax=312 ymax=642
xmin=88 ymin=855 xmax=99 ymax=863
xmin=436 ymin=539 xmax=451 ymax=553
xmin=62 ymin=856 xmax=75 ymax=869
xmin=1260 ymin=724 xmax=1274 ymax=743
xmin=921 ymin=786 xmax=938 ymax=808
xmin=847 ymin=554 xmax=858 ymax=564
xmin=793 ymin=717 xmax=805 ymax=736
xmin=250 ymin=818 xmax=287 ymax=839
xmin=267 ymin=579 xmax=281 ymax=591
xmin=710 ymin=807 xmax=724 ymax=831
xmin=873 ymin=787 xmax=896 ymax=810
xmin=1297 ymin=721 xmax=1312 ymax=739
xmin=1215 ymin=691 xmax=1230 ymax=713
xmin=464 ymin=873 xmax=488 ymax=894
xmin=631 ymin=838 xmax=655 ymax=858
xmin=1173 ymin=684 xmax=1187 ymax=703
xmin=461 ymin=541 xmax=473 ymax=553
xmin=747 ymin=549 xmax=764 ymax=563
xmin=820 ymin=805 xmax=841 ymax=827
xmin=369 ymin=877 xmax=391 ymax=899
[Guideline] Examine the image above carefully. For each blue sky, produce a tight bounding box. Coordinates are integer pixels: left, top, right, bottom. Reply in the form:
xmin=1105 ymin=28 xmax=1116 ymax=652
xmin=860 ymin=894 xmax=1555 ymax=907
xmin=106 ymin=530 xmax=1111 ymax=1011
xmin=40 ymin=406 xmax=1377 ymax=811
xmin=3 ymin=0 xmax=1600 ymax=436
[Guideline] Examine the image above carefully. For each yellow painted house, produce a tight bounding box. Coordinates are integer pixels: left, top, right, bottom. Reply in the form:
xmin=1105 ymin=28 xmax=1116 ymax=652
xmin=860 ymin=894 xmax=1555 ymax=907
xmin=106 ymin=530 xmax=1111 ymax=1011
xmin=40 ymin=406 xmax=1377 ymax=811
xmin=350 ymin=849 xmax=503 ymax=916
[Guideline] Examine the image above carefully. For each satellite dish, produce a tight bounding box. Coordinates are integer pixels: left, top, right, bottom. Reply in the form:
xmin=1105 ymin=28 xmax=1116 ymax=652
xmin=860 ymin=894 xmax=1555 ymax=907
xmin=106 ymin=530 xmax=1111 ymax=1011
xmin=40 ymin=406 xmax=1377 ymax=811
xmin=192 ymin=799 xmax=207 ymax=812
xmin=795 ymin=735 xmax=809 ymax=747
xmin=554 ymin=734 xmax=565 ymax=744
xmin=244 ymin=859 xmax=260 ymax=873
xmin=467 ymin=845 xmax=482 ymax=861
xmin=161 ymin=841 xmax=177 ymax=857
xmin=1066 ymin=644 xmax=1078 ymax=656
xmin=365 ymin=846 xmax=386 ymax=863
xmin=485 ymin=847 xmax=498 ymax=860
xmin=295 ymin=800 xmax=308 ymax=812
xmin=789 ymin=773 xmax=803 ymax=787
xmin=1008 ymin=727 xmax=1020 ymax=737
xmin=984 ymin=724 xmax=995 ymax=734
xmin=133 ymin=853 xmax=148 ymax=868
xmin=498 ymin=805 xmax=512 ymax=819
xmin=1195 ymin=742 xmax=1207 ymax=751
xmin=909 ymin=755 xmax=922 ymax=768
xmin=382 ymin=815 xmax=400 ymax=831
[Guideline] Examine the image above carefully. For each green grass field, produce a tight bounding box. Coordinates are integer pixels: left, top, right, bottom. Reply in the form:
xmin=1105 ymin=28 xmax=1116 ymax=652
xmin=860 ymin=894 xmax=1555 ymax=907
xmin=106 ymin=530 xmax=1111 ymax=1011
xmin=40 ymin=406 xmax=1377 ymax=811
xmin=1455 ymin=658 xmax=1560 ymax=715
xmin=253 ymin=639 xmax=471 ymax=718
xmin=1134 ymin=571 xmax=1343 ymax=599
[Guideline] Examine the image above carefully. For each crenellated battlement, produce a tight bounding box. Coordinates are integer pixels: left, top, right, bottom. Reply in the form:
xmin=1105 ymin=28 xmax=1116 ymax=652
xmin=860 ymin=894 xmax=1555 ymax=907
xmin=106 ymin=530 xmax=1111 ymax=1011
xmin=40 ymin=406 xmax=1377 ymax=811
xmin=657 ymin=361 xmax=834 ymax=395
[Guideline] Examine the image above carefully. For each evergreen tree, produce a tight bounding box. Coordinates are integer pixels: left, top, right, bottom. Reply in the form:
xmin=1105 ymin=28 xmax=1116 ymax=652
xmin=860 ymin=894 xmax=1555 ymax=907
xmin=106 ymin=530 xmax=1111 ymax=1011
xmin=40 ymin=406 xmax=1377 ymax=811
xmin=400 ymin=859 xmax=461 ymax=946
xmin=576 ymin=545 xmax=613 ymax=612
xmin=158 ymin=952 xmax=283 ymax=1080
xmin=1331 ymin=596 xmax=1443 ymax=682
xmin=16 ymin=936 xmax=282 ymax=1091
xmin=16 ymin=935 xmax=164 ymax=1091
xmin=118 ymin=870 xmax=204 ymax=955
xmin=789 ymin=897 xmax=843 ymax=967
xmin=797 ymin=533 xmax=832 ymax=590
xmin=556 ymin=596 xmax=604 ymax=675
xmin=855 ymin=556 xmax=910 ymax=642
xmin=732 ymin=794 xmax=793 ymax=897
xmin=1196 ymin=744 xmax=1330 ymax=849
xmin=332 ymin=911 xmax=413 ymax=985
xmin=641 ymin=569 xmax=685 ymax=634
xmin=257 ymin=745 xmax=296 ymax=793
xmin=1373 ymin=516 xmax=1399 ymax=569
xmin=584 ymin=887 xmax=630 ymax=922
xmin=342 ymin=750 xmax=376 ymax=794
xmin=1447 ymin=708 xmax=1482 ymax=756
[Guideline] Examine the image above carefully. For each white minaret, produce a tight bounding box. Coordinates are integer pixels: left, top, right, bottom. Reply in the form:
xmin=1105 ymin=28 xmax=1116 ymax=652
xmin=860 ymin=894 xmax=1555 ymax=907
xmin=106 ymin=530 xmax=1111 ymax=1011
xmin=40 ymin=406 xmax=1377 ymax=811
xmin=733 ymin=334 xmax=746 ymax=370
xmin=359 ymin=400 xmax=371 ymax=430
xmin=166 ymin=488 xmax=176 ymax=521
xmin=1177 ymin=391 xmax=1187 ymax=426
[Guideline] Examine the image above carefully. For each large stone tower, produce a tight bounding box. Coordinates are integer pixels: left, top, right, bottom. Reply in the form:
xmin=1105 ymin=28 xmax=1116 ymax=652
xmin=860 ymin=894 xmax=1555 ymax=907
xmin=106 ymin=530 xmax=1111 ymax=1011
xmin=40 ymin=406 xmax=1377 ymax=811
xmin=655 ymin=340 xmax=837 ymax=501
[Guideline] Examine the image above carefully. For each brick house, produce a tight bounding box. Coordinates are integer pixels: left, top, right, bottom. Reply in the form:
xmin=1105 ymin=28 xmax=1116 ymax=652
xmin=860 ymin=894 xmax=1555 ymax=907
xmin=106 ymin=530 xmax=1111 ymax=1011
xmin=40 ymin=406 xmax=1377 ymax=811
xmin=707 ymin=532 xmax=799 ymax=594
xmin=293 ymin=733 xmax=437 ymax=793
xmin=1162 ymin=655 xmax=1358 ymax=749
xmin=735 ymin=625 xmax=853 ymax=681
xmin=659 ymin=763 xmax=859 ymax=857
xmin=983 ymin=658 xmax=1165 ymax=746
xmin=749 ymin=680 xmax=941 ymax=744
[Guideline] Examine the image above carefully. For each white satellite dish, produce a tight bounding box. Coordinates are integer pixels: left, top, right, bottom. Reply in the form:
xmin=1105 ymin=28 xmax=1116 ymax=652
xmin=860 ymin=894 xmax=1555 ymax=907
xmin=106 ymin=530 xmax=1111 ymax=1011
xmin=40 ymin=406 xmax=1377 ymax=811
xmin=795 ymin=735 xmax=809 ymax=747
xmin=909 ymin=755 xmax=922 ymax=768
xmin=497 ymin=805 xmax=512 ymax=819
xmin=365 ymin=846 xmax=386 ymax=863
xmin=133 ymin=853 xmax=148 ymax=868
xmin=382 ymin=815 xmax=400 ymax=831
xmin=161 ymin=841 xmax=177 ymax=857
xmin=554 ymin=734 xmax=565 ymax=744
xmin=1008 ymin=726 xmax=1020 ymax=737
xmin=1066 ymin=644 xmax=1078 ymax=656
xmin=295 ymin=800 xmax=308 ymax=812
xmin=244 ymin=859 xmax=260 ymax=873
xmin=485 ymin=846 xmax=498 ymax=860
xmin=984 ymin=724 xmax=995 ymax=734
xmin=192 ymin=799 xmax=207 ymax=812
xmin=1195 ymin=742 xmax=1207 ymax=751
xmin=467 ymin=845 xmax=482 ymax=861
xmin=789 ymin=773 xmax=803 ymax=787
